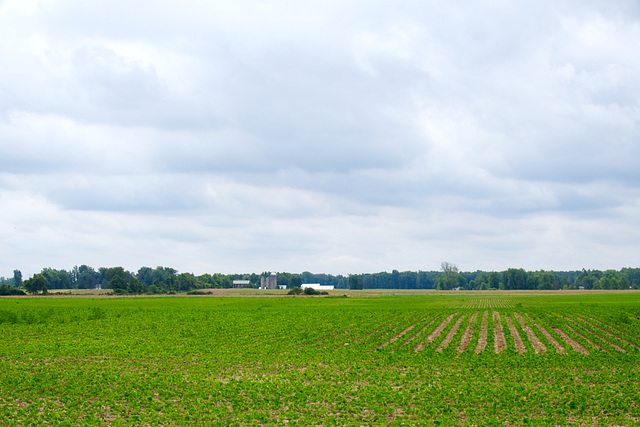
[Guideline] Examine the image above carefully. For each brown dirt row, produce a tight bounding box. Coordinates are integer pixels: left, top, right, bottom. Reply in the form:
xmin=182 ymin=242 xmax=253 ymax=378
xmin=475 ymin=311 xmax=489 ymax=353
xmin=525 ymin=313 xmax=565 ymax=353
xmin=514 ymin=313 xmax=546 ymax=354
xmin=504 ymin=315 xmax=526 ymax=353
xmin=577 ymin=316 xmax=639 ymax=350
xmin=552 ymin=327 xmax=590 ymax=355
xmin=397 ymin=317 xmax=438 ymax=350
xmin=456 ymin=312 xmax=479 ymax=352
xmin=493 ymin=311 xmax=507 ymax=354
xmin=564 ymin=324 xmax=605 ymax=352
xmin=379 ymin=324 xmax=416 ymax=348
xmin=351 ymin=313 xmax=413 ymax=347
xmin=567 ymin=318 xmax=625 ymax=352
xmin=436 ymin=314 xmax=466 ymax=352
xmin=415 ymin=312 xmax=457 ymax=352
xmin=582 ymin=315 xmax=637 ymax=339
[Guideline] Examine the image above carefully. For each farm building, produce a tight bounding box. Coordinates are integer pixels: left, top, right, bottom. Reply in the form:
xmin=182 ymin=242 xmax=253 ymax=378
xmin=260 ymin=273 xmax=278 ymax=289
xmin=301 ymin=283 xmax=334 ymax=291
xmin=232 ymin=280 xmax=251 ymax=288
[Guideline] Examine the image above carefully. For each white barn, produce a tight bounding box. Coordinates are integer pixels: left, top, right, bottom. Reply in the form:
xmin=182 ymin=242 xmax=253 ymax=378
xmin=301 ymin=283 xmax=334 ymax=291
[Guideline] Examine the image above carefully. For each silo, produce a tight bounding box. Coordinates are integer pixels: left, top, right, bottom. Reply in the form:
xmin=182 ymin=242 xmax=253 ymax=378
xmin=269 ymin=273 xmax=277 ymax=289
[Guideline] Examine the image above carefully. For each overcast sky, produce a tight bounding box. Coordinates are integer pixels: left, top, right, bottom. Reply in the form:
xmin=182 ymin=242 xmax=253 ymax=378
xmin=2 ymin=0 xmax=640 ymax=278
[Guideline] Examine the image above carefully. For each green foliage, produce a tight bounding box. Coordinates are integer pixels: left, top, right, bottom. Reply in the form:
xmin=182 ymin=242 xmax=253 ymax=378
xmin=303 ymin=287 xmax=328 ymax=296
xmin=0 ymin=283 xmax=25 ymax=295
xmin=348 ymin=275 xmax=364 ymax=290
xmin=287 ymin=287 xmax=303 ymax=295
xmin=13 ymin=270 xmax=22 ymax=288
xmin=435 ymin=262 xmax=466 ymax=290
xmin=23 ymin=274 xmax=47 ymax=294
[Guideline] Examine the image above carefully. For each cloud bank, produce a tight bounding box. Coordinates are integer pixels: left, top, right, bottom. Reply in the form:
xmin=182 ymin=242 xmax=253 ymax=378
xmin=1 ymin=0 xmax=640 ymax=277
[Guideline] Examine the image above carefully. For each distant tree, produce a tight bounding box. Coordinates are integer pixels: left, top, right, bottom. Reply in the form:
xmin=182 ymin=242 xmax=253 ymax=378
xmin=436 ymin=262 xmax=465 ymax=290
xmin=76 ymin=265 xmax=100 ymax=289
xmin=13 ymin=270 xmax=22 ymax=288
xmin=348 ymin=275 xmax=364 ymax=290
xmin=23 ymin=274 xmax=47 ymax=295
xmin=501 ymin=268 xmax=527 ymax=290
xmin=104 ymin=267 xmax=141 ymax=293
xmin=40 ymin=268 xmax=72 ymax=289
xmin=537 ymin=271 xmax=555 ymax=290
xmin=176 ymin=273 xmax=196 ymax=292
xmin=137 ymin=267 xmax=155 ymax=287
xmin=598 ymin=270 xmax=620 ymax=290
xmin=575 ymin=269 xmax=602 ymax=290
xmin=289 ymin=275 xmax=303 ymax=289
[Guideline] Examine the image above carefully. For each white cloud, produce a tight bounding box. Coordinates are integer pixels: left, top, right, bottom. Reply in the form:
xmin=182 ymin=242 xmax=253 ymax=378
xmin=1 ymin=0 xmax=640 ymax=278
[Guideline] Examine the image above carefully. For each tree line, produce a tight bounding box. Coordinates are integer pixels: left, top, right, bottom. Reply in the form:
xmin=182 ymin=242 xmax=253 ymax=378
xmin=1 ymin=264 xmax=639 ymax=295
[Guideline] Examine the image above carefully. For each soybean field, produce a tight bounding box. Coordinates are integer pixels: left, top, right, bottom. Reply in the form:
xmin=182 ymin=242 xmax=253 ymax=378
xmin=1 ymin=292 xmax=639 ymax=425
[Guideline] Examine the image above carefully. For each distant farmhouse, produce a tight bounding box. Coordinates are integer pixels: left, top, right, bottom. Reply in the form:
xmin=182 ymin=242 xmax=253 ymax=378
xmin=302 ymin=283 xmax=334 ymax=291
xmin=260 ymin=273 xmax=277 ymax=289
xmin=232 ymin=280 xmax=251 ymax=288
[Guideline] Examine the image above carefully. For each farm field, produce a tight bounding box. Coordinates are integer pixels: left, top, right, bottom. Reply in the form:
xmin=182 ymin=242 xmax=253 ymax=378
xmin=1 ymin=292 xmax=639 ymax=425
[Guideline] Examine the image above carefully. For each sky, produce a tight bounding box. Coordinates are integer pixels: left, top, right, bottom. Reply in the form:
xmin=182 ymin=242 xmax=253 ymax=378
xmin=1 ymin=0 xmax=640 ymax=278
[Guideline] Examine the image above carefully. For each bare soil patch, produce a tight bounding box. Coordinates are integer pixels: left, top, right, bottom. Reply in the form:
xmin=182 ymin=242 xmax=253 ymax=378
xmin=493 ymin=311 xmax=507 ymax=354
xmin=514 ymin=313 xmax=546 ymax=354
xmin=475 ymin=311 xmax=489 ymax=354
xmin=436 ymin=314 xmax=466 ymax=352
xmin=456 ymin=312 xmax=478 ymax=352
xmin=504 ymin=315 xmax=526 ymax=353
xmin=415 ymin=313 xmax=457 ymax=352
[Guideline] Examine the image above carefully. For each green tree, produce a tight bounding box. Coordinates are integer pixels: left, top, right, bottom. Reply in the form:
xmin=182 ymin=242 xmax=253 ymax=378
xmin=23 ymin=274 xmax=47 ymax=295
xmin=348 ymin=275 xmax=364 ymax=290
xmin=487 ymin=272 xmax=500 ymax=290
xmin=289 ymin=275 xmax=303 ymax=289
xmin=13 ymin=270 xmax=22 ymax=288
xmin=598 ymin=270 xmax=620 ymax=290
xmin=501 ymin=268 xmax=527 ymax=290
xmin=104 ymin=267 xmax=138 ymax=293
xmin=436 ymin=262 xmax=464 ymax=290
xmin=537 ymin=271 xmax=555 ymax=290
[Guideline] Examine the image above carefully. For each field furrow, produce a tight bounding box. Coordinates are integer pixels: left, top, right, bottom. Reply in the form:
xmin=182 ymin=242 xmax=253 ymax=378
xmin=379 ymin=324 xmax=416 ymax=348
xmin=564 ymin=324 xmax=604 ymax=352
xmin=456 ymin=312 xmax=478 ymax=352
xmin=436 ymin=314 xmax=466 ymax=352
xmin=505 ymin=315 xmax=526 ymax=353
xmin=553 ymin=327 xmax=590 ymax=355
xmin=525 ymin=313 xmax=565 ymax=353
xmin=514 ymin=313 xmax=546 ymax=354
xmin=576 ymin=316 xmax=639 ymax=350
xmin=475 ymin=311 xmax=489 ymax=353
xmin=568 ymin=317 xmax=626 ymax=352
xmin=493 ymin=311 xmax=507 ymax=354
xmin=397 ymin=316 xmax=439 ymax=350
xmin=415 ymin=312 xmax=457 ymax=352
